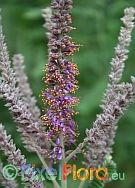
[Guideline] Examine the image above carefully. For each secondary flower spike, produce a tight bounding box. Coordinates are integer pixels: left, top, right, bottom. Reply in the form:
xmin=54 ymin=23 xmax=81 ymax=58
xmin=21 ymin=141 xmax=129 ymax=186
xmin=41 ymin=0 xmax=80 ymax=161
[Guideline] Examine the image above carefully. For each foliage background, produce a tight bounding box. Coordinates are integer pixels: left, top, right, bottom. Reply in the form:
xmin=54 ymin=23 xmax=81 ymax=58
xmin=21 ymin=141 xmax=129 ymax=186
xmin=0 ymin=0 xmax=135 ymax=188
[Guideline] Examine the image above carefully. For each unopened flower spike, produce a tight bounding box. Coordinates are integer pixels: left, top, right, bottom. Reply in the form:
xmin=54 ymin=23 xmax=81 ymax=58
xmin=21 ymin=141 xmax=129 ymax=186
xmin=41 ymin=0 xmax=80 ymax=161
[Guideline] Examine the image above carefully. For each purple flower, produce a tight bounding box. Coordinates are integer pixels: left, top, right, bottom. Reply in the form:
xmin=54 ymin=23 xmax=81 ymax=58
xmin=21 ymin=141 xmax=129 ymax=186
xmin=52 ymin=146 xmax=63 ymax=160
xmin=41 ymin=0 xmax=80 ymax=161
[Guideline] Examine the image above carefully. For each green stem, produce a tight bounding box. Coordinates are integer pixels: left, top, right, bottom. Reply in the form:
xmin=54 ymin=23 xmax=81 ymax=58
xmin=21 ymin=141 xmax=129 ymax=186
xmin=78 ymin=171 xmax=87 ymax=188
xmin=50 ymin=139 xmax=57 ymax=147
xmin=78 ymin=165 xmax=90 ymax=188
xmin=36 ymin=151 xmax=61 ymax=188
xmin=64 ymin=142 xmax=86 ymax=163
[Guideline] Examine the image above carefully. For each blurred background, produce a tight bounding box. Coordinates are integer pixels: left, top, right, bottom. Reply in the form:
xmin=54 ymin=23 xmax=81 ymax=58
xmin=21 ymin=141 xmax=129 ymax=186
xmin=0 ymin=0 xmax=135 ymax=187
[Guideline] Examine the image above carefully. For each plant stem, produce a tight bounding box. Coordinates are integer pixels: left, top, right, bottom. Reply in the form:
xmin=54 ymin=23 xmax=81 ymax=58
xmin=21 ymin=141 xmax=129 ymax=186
xmin=60 ymin=133 xmax=67 ymax=188
xmin=78 ymin=172 xmax=87 ymax=188
xmin=65 ymin=142 xmax=86 ymax=163
xmin=78 ymin=165 xmax=90 ymax=188
xmin=36 ymin=151 xmax=61 ymax=188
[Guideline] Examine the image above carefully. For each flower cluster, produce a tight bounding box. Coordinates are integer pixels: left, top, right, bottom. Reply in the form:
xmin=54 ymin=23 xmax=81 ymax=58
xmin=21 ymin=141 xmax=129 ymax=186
xmin=41 ymin=0 xmax=80 ymax=160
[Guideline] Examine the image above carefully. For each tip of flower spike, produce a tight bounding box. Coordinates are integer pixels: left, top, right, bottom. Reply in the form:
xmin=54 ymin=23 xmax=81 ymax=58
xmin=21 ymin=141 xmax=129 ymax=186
xmin=40 ymin=0 xmax=81 ymax=151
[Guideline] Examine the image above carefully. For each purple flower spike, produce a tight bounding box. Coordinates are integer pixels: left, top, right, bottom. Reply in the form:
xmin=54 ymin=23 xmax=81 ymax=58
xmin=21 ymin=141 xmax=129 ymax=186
xmin=41 ymin=0 xmax=80 ymax=161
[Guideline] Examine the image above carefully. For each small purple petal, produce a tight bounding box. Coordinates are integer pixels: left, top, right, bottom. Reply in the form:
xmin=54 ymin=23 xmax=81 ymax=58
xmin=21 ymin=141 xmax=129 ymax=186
xmin=56 ymin=137 xmax=60 ymax=145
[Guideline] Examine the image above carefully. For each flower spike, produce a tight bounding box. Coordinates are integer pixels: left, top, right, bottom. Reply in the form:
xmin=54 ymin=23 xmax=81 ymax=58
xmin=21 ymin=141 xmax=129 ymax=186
xmin=41 ymin=0 xmax=80 ymax=161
